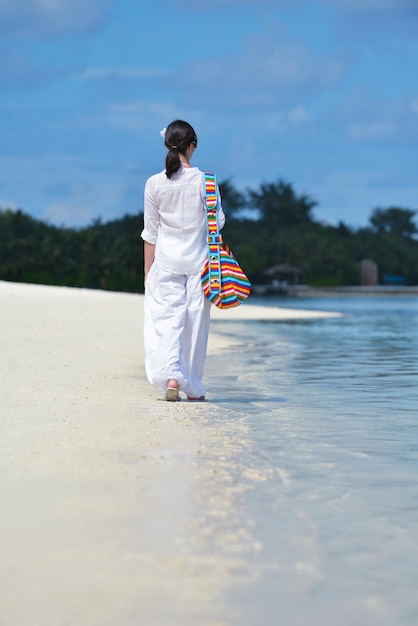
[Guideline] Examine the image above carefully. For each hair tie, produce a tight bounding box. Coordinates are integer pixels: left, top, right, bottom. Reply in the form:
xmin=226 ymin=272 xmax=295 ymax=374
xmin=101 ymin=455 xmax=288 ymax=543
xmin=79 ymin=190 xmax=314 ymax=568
xmin=171 ymin=145 xmax=178 ymax=150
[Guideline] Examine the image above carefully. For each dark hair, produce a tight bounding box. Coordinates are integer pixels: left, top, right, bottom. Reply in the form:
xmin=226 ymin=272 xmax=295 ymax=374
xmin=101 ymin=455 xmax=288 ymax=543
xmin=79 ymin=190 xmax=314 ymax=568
xmin=164 ymin=120 xmax=198 ymax=179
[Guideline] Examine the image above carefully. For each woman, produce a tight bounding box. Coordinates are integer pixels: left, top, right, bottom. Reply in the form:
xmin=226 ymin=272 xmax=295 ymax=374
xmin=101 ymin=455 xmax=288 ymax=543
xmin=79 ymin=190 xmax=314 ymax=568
xmin=141 ymin=120 xmax=225 ymax=402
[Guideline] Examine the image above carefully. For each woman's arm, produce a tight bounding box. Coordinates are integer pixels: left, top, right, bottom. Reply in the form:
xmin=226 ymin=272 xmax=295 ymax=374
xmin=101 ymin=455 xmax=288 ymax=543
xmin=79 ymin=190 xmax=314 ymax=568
xmin=144 ymin=241 xmax=156 ymax=284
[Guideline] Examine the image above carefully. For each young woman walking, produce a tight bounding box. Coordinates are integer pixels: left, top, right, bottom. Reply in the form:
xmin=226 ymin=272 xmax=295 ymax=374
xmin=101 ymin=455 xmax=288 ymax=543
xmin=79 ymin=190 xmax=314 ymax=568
xmin=141 ymin=120 xmax=225 ymax=401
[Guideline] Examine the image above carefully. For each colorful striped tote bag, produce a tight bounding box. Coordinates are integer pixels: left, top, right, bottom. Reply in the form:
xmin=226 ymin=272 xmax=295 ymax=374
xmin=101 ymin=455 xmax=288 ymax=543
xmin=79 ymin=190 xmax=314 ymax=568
xmin=201 ymin=172 xmax=251 ymax=309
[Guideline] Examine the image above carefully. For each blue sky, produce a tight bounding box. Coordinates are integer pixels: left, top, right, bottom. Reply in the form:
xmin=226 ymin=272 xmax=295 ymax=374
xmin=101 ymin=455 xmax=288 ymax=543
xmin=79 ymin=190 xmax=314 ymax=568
xmin=0 ymin=0 xmax=417 ymax=228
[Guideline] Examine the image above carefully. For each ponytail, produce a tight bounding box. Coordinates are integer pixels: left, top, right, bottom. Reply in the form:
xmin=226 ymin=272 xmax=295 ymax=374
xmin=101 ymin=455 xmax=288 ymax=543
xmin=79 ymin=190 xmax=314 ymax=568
xmin=165 ymin=146 xmax=182 ymax=179
xmin=163 ymin=120 xmax=198 ymax=179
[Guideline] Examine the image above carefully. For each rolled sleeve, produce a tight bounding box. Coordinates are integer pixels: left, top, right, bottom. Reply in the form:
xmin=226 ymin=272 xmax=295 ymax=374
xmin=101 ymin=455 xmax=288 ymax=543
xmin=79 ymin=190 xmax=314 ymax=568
xmin=140 ymin=227 xmax=158 ymax=244
xmin=141 ymin=177 xmax=160 ymax=244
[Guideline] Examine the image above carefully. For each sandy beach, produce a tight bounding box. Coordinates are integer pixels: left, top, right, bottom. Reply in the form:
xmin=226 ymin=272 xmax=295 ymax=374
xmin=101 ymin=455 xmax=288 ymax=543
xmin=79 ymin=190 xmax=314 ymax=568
xmin=0 ymin=281 xmax=340 ymax=626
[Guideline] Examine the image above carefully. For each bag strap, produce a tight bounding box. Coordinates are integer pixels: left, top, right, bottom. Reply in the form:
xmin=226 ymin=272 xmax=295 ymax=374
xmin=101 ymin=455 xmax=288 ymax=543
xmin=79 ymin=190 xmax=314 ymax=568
xmin=203 ymin=172 xmax=222 ymax=296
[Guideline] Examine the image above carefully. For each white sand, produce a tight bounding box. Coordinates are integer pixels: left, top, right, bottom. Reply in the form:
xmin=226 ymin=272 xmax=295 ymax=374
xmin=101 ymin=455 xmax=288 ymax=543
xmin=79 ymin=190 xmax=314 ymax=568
xmin=0 ymin=281 xmax=340 ymax=625
xmin=210 ymin=301 xmax=341 ymax=322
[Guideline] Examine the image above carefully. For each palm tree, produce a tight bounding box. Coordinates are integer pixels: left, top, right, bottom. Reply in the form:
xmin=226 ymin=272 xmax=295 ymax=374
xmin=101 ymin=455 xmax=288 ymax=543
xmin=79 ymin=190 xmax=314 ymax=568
xmin=247 ymin=179 xmax=317 ymax=227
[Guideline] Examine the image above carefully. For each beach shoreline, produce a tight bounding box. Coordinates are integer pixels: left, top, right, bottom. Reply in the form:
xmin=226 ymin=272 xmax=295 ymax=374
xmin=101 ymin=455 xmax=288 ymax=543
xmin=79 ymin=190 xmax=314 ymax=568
xmin=0 ymin=280 xmax=340 ymax=625
xmin=253 ymin=284 xmax=418 ymax=297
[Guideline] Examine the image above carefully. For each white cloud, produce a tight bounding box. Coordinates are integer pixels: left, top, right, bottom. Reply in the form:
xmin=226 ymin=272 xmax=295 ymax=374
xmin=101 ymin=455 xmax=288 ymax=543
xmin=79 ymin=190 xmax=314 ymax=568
xmin=75 ymin=67 xmax=169 ymax=81
xmin=243 ymin=106 xmax=312 ymax=135
xmin=0 ymin=0 xmax=110 ymax=37
xmin=289 ymin=105 xmax=312 ymax=125
xmin=349 ymin=122 xmax=396 ymax=141
xmin=0 ymin=196 xmax=18 ymax=210
xmin=410 ymin=98 xmax=418 ymax=115
xmin=240 ymin=37 xmax=345 ymax=90
xmin=178 ymin=0 xmax=416 ymax=10
xmin=67 ymin=100 xmax=179 ymax=134
xmin=180 ymin=31 xmax=347 ymax=107
xmin=322 ymin=0 xmax=416 ymax=9
xmin=316 ymin=169 xmax=418 ymax=226
xmin=104 ymin=101 xmax=176 ymax=133
xmin=0 ymin=49 xmax=68 ymax=89
xmin=178 ymin=0 xmax=297 ymax=6
xmin=0 ymin=153 xmax=139 ymax=227
xmin=340 ymin=91 xmax=418 ymax=144
xmin=44 ymin=202 xmax=97 ymax=225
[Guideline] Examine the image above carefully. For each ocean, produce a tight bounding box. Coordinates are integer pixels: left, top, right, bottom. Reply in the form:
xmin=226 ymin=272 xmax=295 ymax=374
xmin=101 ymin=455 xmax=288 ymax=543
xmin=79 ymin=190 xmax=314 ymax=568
xmin=201 ymin=296 xmax=418 ymax=626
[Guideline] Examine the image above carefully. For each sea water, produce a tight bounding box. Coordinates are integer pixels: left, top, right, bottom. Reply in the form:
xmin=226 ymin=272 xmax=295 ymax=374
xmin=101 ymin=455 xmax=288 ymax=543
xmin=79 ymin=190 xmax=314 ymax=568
xmin=203 ymin=296 xmax=418 ymax=626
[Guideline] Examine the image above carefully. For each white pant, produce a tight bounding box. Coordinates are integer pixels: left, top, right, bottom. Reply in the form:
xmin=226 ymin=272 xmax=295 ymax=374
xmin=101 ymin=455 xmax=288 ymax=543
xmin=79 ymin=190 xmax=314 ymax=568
xmin=144 ymin=263 xmax=211 ymax=397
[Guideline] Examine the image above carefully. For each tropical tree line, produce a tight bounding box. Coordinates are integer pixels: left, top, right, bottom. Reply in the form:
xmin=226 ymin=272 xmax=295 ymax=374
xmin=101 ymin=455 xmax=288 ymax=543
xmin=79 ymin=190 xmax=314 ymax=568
xmin=1 ymin=177 xmax=417 ymax=293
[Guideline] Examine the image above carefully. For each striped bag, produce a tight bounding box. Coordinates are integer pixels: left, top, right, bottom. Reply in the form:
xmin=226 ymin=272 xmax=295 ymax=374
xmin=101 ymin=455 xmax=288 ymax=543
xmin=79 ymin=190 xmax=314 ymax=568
xmin=201 ymin=172 xmax=251 ymax=309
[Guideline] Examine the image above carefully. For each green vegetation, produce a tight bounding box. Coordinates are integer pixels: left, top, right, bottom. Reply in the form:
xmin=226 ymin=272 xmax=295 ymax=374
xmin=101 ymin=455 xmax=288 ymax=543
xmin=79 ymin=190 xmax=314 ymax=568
xmin=1 ymin=178 xmax=417 ymax=292
xmin=0 ymin=210 xmax=144 ymax=292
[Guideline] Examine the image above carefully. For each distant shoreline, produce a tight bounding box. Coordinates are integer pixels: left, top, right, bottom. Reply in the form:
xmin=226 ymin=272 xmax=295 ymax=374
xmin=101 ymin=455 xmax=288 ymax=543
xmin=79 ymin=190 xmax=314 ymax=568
xmin=252 ymin=285 xmax=418 ymax=298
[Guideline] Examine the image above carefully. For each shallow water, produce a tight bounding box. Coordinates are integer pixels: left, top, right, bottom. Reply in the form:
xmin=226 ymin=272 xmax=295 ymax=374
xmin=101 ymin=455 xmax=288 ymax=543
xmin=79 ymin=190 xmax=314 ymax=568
xmin=203 ymin=296 xmax=418 ymax=626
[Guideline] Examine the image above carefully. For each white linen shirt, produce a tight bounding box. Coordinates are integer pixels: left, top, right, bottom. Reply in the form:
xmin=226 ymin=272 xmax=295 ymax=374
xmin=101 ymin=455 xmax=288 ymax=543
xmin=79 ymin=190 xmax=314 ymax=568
xmin=141 ymin=167 xmax=225 ymax=275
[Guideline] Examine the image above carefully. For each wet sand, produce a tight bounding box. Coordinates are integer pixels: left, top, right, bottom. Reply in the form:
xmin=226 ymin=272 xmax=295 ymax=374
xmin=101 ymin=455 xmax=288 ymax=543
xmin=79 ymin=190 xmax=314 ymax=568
xmin=0 ymin=281 xmax=340 ymax=626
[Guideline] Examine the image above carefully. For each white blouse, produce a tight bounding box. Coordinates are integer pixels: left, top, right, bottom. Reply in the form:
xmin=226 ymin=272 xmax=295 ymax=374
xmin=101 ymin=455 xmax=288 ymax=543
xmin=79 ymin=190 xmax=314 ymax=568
xmin=141 ymin=167 xmax=226 ymax=275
